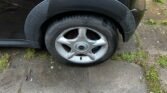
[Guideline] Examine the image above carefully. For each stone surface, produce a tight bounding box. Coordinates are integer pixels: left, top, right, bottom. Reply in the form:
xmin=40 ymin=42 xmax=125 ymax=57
xmin=0 ymin=59 xmax=147 ymax=93
xmin=159 ymin=68 xmax=167 ymax=92
xmin=138 ymin=24 xmax=167 ymax=53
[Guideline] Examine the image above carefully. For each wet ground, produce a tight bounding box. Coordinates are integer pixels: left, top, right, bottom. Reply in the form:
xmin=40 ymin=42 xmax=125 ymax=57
xmin=0 ymin=0 xmax=167 ymax=93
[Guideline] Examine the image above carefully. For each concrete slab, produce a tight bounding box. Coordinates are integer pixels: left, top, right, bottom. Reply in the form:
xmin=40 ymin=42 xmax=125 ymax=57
xmin=159 ymin=68 xmax=167 ymax=92
xmin=0 ymin=68 xmax=26 ymax=93
xmin=117 ymin=35 xmax=138 ymax=53
xmin=0 ymin=59 xmax=147 ymax=93
xmin=137 ymin=24 xmax=167 ymax=53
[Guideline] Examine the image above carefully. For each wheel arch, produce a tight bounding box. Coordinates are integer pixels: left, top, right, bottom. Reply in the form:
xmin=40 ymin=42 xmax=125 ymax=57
xmin=40 ymin=11 xmax=123 ymax=46
xmin=24 ymin=0 xmax=136 ymax=48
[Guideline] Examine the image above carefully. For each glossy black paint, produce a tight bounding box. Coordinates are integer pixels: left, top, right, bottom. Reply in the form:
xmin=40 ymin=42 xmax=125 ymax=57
xmin=0 ymin=0 xmax=145 ymax=48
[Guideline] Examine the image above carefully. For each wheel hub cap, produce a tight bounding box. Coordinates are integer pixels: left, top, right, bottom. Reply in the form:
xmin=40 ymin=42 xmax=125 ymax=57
xmin=75 ymin=42 xmax=89 ymax=52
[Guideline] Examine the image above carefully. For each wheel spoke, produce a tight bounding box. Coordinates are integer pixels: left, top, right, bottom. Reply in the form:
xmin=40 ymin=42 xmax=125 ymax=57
xmin=67 ymin=52 xmax=76 ymax=59
xmin=57 ymin=36 xmax=73 ymax=46
xmin=92 ymin=38 xmax=107 ymax=47
xmin=77 ymin=27 xmax=87 ymax=40
xmin=87 ymin=52 xmax=95 ymax=60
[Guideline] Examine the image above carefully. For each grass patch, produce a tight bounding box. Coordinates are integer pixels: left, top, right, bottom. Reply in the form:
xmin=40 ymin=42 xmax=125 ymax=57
xmin=153 ymin=0 xmax=166 ymax=4
xmin=38 ymin=51 xmax=50 ymax=60
xmin=112 ymin=50 xmax=148 ymax=63
xmin=24 ymin=48 xmax=36 ymax=60
xmin=160 ymin=20 xmax=167 ymax=25
xmin=145 ymin=19 xmax=167 ymax=26
xmin=0 ymin=53 xmax=10 ymax=72
xmin=157 ymin=55 xmax=167 ymax=68
xmin=145 ymin=19 xmax=157 ymax=25
xmin=146 ymin=66 xmax=164 ymax=93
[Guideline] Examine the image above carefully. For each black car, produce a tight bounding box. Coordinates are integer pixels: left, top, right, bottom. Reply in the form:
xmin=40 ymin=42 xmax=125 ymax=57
xmin=0 ymin=0 xmax=146 ymax=65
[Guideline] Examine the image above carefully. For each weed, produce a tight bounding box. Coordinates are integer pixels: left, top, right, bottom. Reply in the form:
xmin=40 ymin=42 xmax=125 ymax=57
xmin=160 ymin=20 xmax=167 ymax=25
xmin=38 ymin=51 xmax=50 ymax=60
xmin=157 ymin=55 xmax=167 ymax=68
xmin=145 ymin=19 xmax=157 ymax=25
xmin=153 ymin=0 xmax=166 ymax=4
xmin=145 ymin=19 xmax=167 ymax=26
xmin=146 ymin=66 xmax=164 ymax=93
xmin=112 ymin=50 xmax=148 ymax=63
xmin=24 ymin=48 xmax=36 ymax=60
xmin=0 ymin=53 xmax=10 ymax=72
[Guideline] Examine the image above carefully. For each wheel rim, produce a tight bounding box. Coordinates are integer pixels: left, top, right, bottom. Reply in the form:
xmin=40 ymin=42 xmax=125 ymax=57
xmin=55 ymin=27 xmax=109 ymax=64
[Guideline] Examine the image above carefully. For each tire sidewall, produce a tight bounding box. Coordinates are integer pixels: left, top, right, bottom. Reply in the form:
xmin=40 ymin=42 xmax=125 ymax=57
xmin=45 ymin=16 xmax=118 ymax=65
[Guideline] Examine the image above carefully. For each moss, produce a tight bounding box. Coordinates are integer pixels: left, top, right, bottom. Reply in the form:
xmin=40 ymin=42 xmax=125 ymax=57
xmin=145 ymin=19 xmax=167 ymax=26
xmin=153 ymin=0 xmax=166 ymax=4
xmin=160 ymin=20 xmax=167 ymax=25
xmin=24 ymin=48 xmax=36 ymax=60
xmin=157 ymin=55 xmax=167 ymax=68
xmin=38 ymin=51 xmax=50 ymax=60
xmin=0 ymin=53 xmax=10 ymax=72
xmin=145 ymin=19 xmax=157 ymax=25
xmin=112 ymin=50 xmax=148 ymax=63
xmin=146 ymin=66 xmax=164 ymax=93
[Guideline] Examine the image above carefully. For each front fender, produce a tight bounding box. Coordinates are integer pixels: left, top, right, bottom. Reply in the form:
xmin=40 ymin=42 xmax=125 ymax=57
xmin=24 ymin=0 xmax=136 ymax=48
xmin=24 ymin=0 xmax=49 ymax=48
xmin=48 ymin=0 xmax=136 ymax=41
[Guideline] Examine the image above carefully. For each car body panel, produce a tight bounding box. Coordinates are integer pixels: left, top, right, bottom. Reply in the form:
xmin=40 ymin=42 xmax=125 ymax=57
xmin=0 ymin=0 xmax=146 ymax=48
xmin=0 ymin=0 xmax=41 ymax=39
xmin=25 ymin=0 xmax=136 ymax=47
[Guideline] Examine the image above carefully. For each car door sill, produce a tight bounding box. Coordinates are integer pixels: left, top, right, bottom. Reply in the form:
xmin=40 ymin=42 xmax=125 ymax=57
xmin=0 ymin=39 xmax=40 ymax=48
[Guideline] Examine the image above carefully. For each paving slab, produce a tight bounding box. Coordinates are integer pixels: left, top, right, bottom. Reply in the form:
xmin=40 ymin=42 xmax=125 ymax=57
xmin=159 ymin=68 xmax=167 ymax=92
xmin=0 ymin=57 xmax=147 ymax=93
xmin=0 ymin=68 xmax=26 ymax=93
xmin=117 ymin=35 xmax=138 ymax=53
xmin=137 ymin=24 xmax=167 ymax=53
